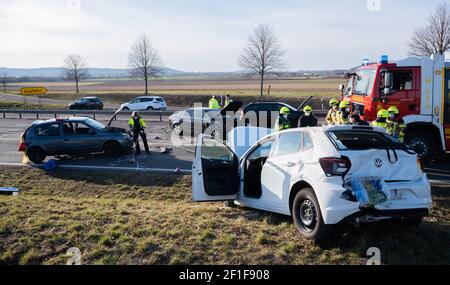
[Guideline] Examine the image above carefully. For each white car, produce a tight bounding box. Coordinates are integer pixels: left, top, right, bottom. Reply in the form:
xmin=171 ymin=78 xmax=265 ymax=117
xmin=192 ymin=126 xmax=432 ymax=242
xmin=120 ymin=96 xmax=167 ymax=111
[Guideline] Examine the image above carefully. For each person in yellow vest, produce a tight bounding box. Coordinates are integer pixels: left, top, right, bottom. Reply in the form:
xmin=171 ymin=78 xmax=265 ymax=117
xmin=224 ymin=94 xmax=233 ymax=106
xmin=209 ymin=95 xmax=221 ymax=110
xmin=386 ymin=106 xmax=406 ymax=142
xmin=275 ymin=107 xmax=291 ymax=131
xmin=128 ymin=111 xmax=150 ymax=155
xmin=371 ymin=109 xmax=389 ymax=130
xmin=336 ymin=101 xmax=351 ymax=125
xmin=326 ymin=99 xmax=340 ymax=125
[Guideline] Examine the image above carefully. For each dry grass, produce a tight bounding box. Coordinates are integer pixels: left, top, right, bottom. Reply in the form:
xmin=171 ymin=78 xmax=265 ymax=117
xmin=0 ymin=100 xmax=66 ymax=110
xmin=0 ymin=167 xmax=449 ymax=265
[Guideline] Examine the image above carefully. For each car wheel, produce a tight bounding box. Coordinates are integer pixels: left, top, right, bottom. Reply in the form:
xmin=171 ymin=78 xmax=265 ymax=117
xmin=103 ymin=141 xmax=122 ymax=157
xmin=292 ymin=188 xmax=331 ymax=242
xmin=172 ymin=124 xmax=183 ymax=137
xmin=405 ymin=131 xmax=436 ymax=164
xmin=122 ymin=107 xmax=130 ymax=111
xmin=27 ymin=147 xmax=46 ymax=164
xmin=147 ymin=106 xmax=155 ymax=111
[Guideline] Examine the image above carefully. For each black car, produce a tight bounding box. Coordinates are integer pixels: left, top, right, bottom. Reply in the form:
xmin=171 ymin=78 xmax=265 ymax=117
xmin=242 ymin=102 xmax=303 ymax=129
xmin=69 ymin=97 xmax=104 ymax=110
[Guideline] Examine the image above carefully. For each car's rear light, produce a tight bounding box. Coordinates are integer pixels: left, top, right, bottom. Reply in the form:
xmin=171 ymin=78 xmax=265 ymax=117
xmin=319 ymin=157 xmax=351 ymax=177
xmin=18 ymin=141 xmax=26 ymax=152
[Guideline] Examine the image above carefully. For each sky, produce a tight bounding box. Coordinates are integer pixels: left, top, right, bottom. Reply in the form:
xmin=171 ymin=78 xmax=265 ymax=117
xmin=0 ymin=0 xmax=447 ymax=71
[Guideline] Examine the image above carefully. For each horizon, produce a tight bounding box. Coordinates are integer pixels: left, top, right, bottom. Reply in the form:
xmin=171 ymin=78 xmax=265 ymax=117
xmin=0 ymin=0 xmax=449 ymax=72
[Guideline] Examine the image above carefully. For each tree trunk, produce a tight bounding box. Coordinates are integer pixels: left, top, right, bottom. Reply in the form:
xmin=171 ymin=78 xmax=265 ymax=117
xmin=2 ymin=83 xmax=6 ymax=94
xmin=144 ymin=74 xmax=149 ymax=94
xmin=75 ymin=78 xmax=79 ymax=93
xmin=260 ymin=73 xmax=264 ymax=97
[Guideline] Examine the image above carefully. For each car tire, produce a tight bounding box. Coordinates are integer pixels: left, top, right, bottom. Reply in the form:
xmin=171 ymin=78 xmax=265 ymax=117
xmin=27 ymin=147 xmax=46 ymax=164
xmin=147 ymin=106 xmax=155 ymax=111
xmin=103 ymin=141 xmax=122 ymax=157
xmin=405 ymin=131 xmax=436 ymax=164
xmin=292 ymin=188 xmax=331 ymax=242
xmin=172 ymin=124 xmax=183 ymax=137
xmin=122 ymin=107 xmax=130 ymax=111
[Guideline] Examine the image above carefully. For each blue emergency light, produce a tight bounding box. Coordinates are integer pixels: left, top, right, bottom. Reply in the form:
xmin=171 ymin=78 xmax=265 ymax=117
xmin=380 ymin=55 xmax=389 ymax=64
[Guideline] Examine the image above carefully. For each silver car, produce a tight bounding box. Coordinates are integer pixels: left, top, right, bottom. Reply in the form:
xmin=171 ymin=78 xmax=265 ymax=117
xmin=19 ymin=117 xmax=133 ymax=164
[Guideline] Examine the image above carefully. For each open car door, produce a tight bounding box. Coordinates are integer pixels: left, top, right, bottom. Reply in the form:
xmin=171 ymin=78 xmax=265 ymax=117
xmin=192 ymin=134 xmax=240 ymax=201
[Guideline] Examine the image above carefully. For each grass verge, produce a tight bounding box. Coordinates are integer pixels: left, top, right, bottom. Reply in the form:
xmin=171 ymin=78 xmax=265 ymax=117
xmin=0 ymin=167 xmax=448 ymax=265
xmin=0 ymin=100 xmax=66 ymax=110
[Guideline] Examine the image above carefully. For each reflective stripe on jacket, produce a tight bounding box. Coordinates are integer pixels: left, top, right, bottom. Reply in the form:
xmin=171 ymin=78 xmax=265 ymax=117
xmin=386 ymin=119 xmax=406 ymax=142
xmin=326 ymin=109 xmax=338 ymax=125
xmin=209 ymin=99 xmax=221 ymax=109
xmin=336 ymin=111 xmax=350 ymax=125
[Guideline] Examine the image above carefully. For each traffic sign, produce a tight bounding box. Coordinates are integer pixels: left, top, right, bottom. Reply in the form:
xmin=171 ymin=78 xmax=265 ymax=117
xmin=20 ymin=87 xmax=49 ymax=95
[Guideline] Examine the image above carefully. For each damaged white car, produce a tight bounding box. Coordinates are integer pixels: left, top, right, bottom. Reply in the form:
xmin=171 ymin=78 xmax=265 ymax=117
xmin=192 ymin=126 xmax=432 ymax=242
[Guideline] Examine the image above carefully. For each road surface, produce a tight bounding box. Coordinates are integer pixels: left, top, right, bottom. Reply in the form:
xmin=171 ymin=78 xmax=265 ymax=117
xmin=1 ymin=116 xmax=450 ymax=182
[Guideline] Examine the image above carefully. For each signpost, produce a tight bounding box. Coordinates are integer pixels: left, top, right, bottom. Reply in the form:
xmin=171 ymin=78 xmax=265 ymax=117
xmin=20 ymin=87 xmax=48 ymax=106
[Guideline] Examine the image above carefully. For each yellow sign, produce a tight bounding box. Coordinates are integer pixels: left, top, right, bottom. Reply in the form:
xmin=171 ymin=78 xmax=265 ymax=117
xmin=20 ymin=87 xmax=48 ymax=95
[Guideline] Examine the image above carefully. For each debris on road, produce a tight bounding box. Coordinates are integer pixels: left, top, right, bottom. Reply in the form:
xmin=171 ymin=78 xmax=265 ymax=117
xmin=0 ymin=187 xmax=19 ymax=196
xmin=160 ymin=147 xmax=173 ymax=154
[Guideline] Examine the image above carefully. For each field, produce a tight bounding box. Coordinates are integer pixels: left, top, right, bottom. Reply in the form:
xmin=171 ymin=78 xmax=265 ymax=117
xmin=7 ymin=78 xmax=344 ymax=108
xmin=0 ymin=167 xmax=449 ymax=265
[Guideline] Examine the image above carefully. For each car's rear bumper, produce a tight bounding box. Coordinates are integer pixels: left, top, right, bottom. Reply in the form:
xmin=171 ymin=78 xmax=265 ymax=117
xmin=338 ymin=208 xmax=429 ymax=224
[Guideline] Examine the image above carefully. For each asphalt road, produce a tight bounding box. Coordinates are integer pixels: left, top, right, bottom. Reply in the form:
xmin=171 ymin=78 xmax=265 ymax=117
xmin=1 ymin=116 xmax=450 ymax=182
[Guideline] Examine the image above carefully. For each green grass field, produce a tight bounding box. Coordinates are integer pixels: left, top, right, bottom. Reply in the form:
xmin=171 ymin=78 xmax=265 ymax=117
xmin=0 ymin=100 xmax=66 ymax=110
xmin=0 ymin=167 xmax=449 ymax=265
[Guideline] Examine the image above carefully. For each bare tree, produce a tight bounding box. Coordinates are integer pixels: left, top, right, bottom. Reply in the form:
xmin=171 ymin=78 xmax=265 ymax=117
xmin=0 ymin=73 xmax=8 ymax=94
xmin=239 ymin=24 xmax=286 ymax=97
xmin=128 ymin=34 xmax=161 ymax=94
xmin=409 ymin=3 xmax=450 ymax=56
xmin=64 ymin=54 xmax=89 ymax=93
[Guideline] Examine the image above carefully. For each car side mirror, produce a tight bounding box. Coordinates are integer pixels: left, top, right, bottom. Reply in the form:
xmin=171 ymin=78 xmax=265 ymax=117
xmin=383 ymin=71 xmax=393 ymax=95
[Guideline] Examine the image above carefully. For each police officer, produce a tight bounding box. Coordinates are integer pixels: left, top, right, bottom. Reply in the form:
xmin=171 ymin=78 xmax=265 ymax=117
xmin=371 ymin=109 xmax=389 ymax=129
xmin=298 ymin=105 xmax=318 ymax=127
xmin=275 ymin=107 xmax=291 ymax=131
xmin=336 ymin=101 xmax=351 ymax=125
xmin=224 ymin=94 xmax=233 ymax=106
xmin=209 ymin=95 xmax=221 ymax=110
xmin=386 ymin=106 xmax=406 ymax=142
xmin=128 ymin=111 xmax=150 ymax=155
xmin=326 ymin=99 xmax=340 ymax=125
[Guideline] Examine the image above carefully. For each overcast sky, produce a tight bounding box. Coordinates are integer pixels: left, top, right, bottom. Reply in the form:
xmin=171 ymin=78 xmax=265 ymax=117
xmin=0 ymin=0 xmax=446 ymax=71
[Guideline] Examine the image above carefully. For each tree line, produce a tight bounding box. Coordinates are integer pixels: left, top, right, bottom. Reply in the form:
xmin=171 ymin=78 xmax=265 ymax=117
xmin=1 ymin=3 xmax=449 ymax=96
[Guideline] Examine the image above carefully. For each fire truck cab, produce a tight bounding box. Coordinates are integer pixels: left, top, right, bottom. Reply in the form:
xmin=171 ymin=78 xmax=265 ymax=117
xmin=343 ymin=54 xmax=450 ymax=162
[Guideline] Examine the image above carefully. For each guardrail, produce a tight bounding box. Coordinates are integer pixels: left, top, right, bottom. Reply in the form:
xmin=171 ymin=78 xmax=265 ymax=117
xmin=0 ymin=109 xmax=329 ymax=122
xmin=0 ymin=109 xmax=173 ymax=122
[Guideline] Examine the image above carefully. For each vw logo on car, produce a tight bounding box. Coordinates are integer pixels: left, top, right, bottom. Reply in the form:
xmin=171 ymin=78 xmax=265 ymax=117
xmin=374 ymin=158 xmax=383 ymax=168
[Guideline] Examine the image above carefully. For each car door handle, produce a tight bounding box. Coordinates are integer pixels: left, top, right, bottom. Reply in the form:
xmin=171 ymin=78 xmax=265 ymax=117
xmin=286 ymin=162 xmax=297 ymax=167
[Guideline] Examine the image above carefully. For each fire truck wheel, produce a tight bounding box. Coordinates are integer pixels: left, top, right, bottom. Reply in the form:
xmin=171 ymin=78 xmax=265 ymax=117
xmin=405 ymin=131 xmax=435 ymax=164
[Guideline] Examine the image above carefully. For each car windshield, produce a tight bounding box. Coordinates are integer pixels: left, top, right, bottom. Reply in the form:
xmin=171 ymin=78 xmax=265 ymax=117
xmin=354 ymin=69 xmax=376 ymax=96
xmin=327 ymin=130 xmax=403 ymax=150
xmin=84 ymin=118 xmax=105 ymax=130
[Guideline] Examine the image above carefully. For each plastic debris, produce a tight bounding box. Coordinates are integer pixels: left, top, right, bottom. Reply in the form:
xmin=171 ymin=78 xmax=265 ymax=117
xmin=43 ymin=159 xmax=57 ymax=171
xmin=154 ymin=136 xmax=160 ymax=140
xmin=160 ymin=147 xmax=173 ymax=154
xmin=0 ymin=188 xmax=19 ymax=196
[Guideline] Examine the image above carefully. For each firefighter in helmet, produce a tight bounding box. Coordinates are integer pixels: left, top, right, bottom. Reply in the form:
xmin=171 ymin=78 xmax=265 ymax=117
xmin=336 ymin=101 xmax=351 ymax=125
xmin=298 ymin=105 xmax=318 ymax=127
xmin=275 ymin=107 xmax=291 ymax=131
xmin=386 ymin=106 xmax=406 ymax=142
xmin=371 ymin=109 xmax=389 ymax=129
xmin=326 ymin=99 xmax=340 ymax=125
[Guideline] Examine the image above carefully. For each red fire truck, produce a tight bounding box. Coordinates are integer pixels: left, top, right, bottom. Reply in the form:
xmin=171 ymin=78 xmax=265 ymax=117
xmin=342 ymin=54 xmax=450 ymax=162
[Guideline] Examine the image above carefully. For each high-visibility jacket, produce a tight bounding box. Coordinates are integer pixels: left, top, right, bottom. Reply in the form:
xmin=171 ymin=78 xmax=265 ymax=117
xmin=336 ymin=111 xmax=350 ymax=125
xmin=326 ymin=109 xmax=338 ymax=125
xmin=371 ymin=119 xmax=388 ymax=129
xmin=128 ymin=117 xmax=146 ymax=131
xmin=224 ymin=98 xmax=233 ymax=106
xmin=275 ymin=116 xmax=291 ymax=132
xmin=209 ymin=98 xmax=221 ymax=110
xmin=386 ymin=119 xmax=406 ymax=142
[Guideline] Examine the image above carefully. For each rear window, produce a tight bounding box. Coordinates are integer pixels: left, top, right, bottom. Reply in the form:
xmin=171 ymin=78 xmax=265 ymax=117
xmin=327 ymin=130 xmax=401 ymax=150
